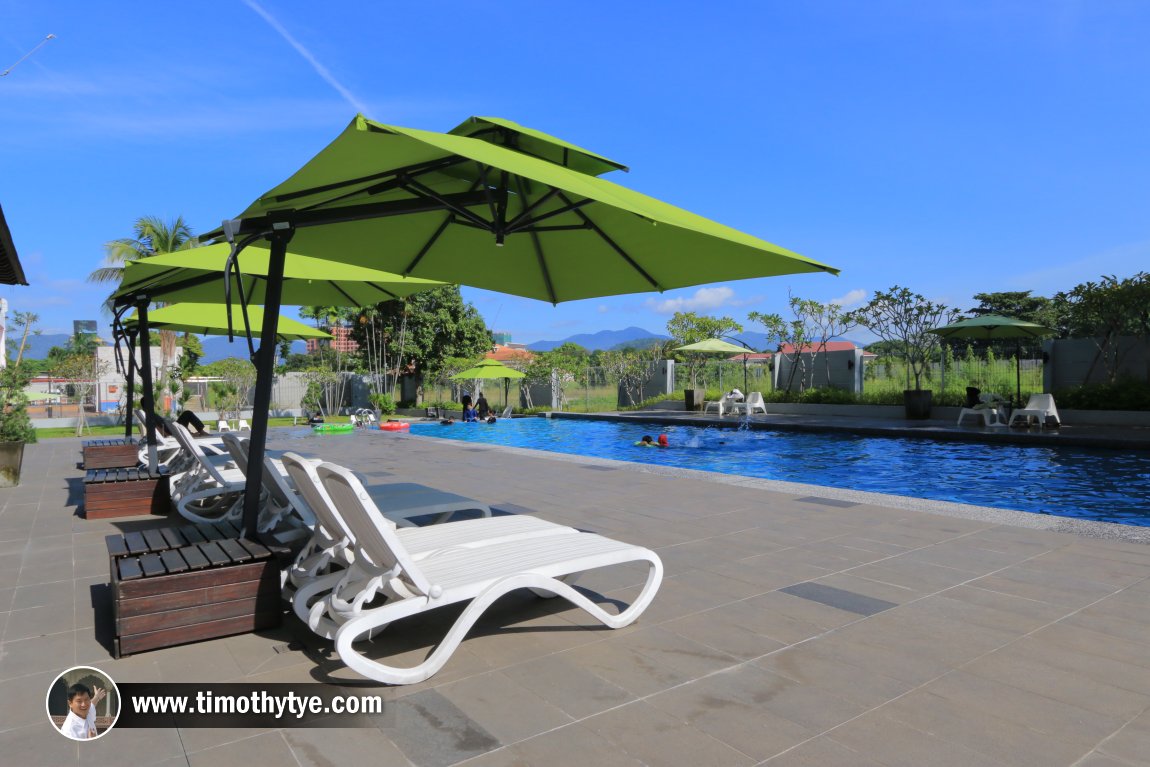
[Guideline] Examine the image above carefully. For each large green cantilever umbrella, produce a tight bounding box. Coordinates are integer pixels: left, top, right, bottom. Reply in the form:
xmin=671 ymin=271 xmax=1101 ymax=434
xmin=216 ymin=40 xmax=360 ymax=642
xmin=199 ymin=113 xmax=840 ymax=536
xmin=928 ymin=314 xmax=1053 ymax=407
xmin=675 ymin=338 xmax=756 ymax=394
xmin=126 ymin=302 xmax=332 ymax=341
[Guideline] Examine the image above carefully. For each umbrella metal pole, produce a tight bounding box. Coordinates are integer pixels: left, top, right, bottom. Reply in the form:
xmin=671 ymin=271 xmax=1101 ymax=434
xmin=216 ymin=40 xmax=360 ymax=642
xmin=123 ymin=328 xmax=138 ymax=440
xmin=1016 ymin=340 xmax=1022 ymax=408
xmin=136 ymin=301 xmax=159 ymax=471
xmin=241 ymin=227 xmax=292 ymax=539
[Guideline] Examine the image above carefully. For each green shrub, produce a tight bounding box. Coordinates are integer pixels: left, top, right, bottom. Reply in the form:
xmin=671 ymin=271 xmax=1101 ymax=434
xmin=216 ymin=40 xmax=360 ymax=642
xmin=0 ymin=365 xmax=38 ymax=444
xmin=369 ymin=392 xmax=397 ymax=415
xmin=1055 ymin=378 xmax=1150 ymax=411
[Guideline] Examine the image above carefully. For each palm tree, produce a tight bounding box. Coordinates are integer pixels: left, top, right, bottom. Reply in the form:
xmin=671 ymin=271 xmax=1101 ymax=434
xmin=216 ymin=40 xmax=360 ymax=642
xmin=90 ymin=216 xmax=199 ymax=409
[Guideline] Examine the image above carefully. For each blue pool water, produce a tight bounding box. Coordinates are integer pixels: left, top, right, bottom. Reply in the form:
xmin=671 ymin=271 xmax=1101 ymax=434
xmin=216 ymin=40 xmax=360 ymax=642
xmin=403 ymin=418 xmax=1150 ymax=526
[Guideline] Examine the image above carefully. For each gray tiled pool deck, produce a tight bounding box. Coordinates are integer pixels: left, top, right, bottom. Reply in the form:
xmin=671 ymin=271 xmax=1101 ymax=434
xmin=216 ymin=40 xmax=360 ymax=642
xmin=2 ymin=419 xmax=1150 ymax=766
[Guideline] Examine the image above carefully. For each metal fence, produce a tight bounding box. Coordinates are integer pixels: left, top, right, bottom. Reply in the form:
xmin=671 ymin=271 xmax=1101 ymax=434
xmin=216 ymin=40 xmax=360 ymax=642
xmin=862 ymin=355 xmax=1043 ymax=402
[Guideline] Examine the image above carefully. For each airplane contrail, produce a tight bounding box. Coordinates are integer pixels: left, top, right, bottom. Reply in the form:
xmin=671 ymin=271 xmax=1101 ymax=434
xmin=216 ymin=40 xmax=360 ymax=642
xmin=1 ymin=33 xmax=56 ymax=77
xmin=240 ymin=0 xmax=371 ymax=115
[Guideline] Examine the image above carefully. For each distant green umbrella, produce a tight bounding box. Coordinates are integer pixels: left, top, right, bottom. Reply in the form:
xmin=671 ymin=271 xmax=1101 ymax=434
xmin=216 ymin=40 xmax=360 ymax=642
xmin=674 ymin=338 xmax=755 ymax=393
xmin=450 ymin=358 xmax=527 ymax=380
xmin=126 ymin=302 xmax=332 ymax=341
xmin=929 ymin=314 xmax=1054 ymax=407
xmin=451 ymin=359 xmax=525 ymax=411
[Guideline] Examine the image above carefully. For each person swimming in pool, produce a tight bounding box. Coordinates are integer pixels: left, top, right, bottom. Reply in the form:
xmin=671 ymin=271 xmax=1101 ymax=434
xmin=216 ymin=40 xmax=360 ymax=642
xmin=635 ymin=435 xmax=657 ymax=447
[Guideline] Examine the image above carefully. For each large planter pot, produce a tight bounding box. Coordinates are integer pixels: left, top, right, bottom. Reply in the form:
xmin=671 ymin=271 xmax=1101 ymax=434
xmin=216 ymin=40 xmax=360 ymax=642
xmin=903 ymin=389 xmax=933 ymax=420
xmin=683 ymin=388 xmax=706 ymax=412
xmin=0 ymin=441 xmax=25 ymax=488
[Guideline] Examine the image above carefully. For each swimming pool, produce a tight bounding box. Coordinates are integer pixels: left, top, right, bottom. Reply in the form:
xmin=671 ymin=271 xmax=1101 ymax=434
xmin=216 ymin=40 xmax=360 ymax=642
xmin=406 ymin=417 xmax=1150 ymax=526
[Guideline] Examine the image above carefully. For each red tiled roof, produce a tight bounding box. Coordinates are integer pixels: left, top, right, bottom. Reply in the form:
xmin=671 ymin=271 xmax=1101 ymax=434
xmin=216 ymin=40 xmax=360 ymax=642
xmin=778 ymin=341 xmax=861 ymax=354
xmin=487 ymin=345 xmax=534 ymax=362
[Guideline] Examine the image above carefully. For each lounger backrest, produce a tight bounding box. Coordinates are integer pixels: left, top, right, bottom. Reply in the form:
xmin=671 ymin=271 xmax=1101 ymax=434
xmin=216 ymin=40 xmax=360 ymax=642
xmin=282 ymin=453 xmax=351 ymax=545
xmin=220 ymin=433 xmax=313 ymax=523
xmin=317 ymin=462 xmax=434 ymax=598
xmin=169 ymin=422 xmax=229 ymax=484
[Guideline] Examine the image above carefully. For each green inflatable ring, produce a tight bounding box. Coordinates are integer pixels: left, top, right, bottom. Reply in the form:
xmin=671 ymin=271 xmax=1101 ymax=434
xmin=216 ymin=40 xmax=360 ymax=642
xmin=312 ymin=423 xmax=356 ymax=433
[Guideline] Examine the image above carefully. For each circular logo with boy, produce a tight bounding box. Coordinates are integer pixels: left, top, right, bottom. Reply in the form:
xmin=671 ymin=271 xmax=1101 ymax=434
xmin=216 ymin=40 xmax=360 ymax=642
xmin=46 ymin=666 xmax=120 ymax=740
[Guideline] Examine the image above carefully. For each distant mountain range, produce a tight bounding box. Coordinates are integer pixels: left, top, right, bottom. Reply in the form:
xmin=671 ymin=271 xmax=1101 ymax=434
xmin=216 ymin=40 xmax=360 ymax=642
xmin=6 ymin=333 xmax=306 ymax=365
xmin=525 ymin=327 xmax=786 ymax=353
xmin=527 ymin=327 xmax=669 ymax=351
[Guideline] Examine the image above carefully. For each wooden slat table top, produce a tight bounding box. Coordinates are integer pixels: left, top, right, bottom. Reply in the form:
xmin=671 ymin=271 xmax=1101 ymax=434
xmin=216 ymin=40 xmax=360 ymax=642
xmin=198 ymin=541 xmax=230 ymax=566
xmin=176 ymin=544 xmax=210 ymax=570
xmin=141 ymin=529 xmax=168 ymax=552
xmin=139 ymin=553 xmax=165 ymax=578
xmin=216 ymin=538 xmax=251 ymax=563
xmin=124 ymin=532 xmax=149 ymax=555
xmin=118 ymin=558 xmax=143 ymax=581
xmin=160 ymin=527 xmax=187 ymax=549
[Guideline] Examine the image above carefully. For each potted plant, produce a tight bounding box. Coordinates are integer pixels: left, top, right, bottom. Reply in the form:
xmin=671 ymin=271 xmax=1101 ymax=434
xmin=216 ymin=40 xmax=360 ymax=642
xmin=368 ymin=391 xmax=396 ymax=419
xmin=0 ymin=363 xmax=38 ymax=487
xmin=847 ymin=286 xmax=958 ymax=419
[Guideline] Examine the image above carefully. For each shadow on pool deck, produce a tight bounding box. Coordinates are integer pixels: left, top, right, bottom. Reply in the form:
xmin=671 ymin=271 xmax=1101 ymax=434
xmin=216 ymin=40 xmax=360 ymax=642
xmin=1 ymin=431 xmax=1149 ymax=766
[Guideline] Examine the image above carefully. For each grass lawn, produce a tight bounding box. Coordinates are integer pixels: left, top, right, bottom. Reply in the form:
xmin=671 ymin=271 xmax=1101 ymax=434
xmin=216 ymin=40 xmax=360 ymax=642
xmin=36 ymin=417 xmax=302 ymax=439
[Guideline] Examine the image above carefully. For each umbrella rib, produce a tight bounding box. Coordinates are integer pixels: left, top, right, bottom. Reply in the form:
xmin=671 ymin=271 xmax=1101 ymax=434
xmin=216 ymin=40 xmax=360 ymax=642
xmin=515 ymin=175 xmax=557 ymax=304
xmin=364 ymin=282 xmax=400 ymax=300
xmin=326 ymin=281 xmax=361 ymax=306
xmin=403 ymin=214 xmax=455 ymax=275
xmin=272 ymin=156 xmax=469 ymax=205
xmin=505 ymin=186 xmax=560 ymax=230
xmin=506 ymin=193 xmax=594 ymax=233
xmin=403 ymin=177 xmax=491 ymax=230
xmin=556 ymin=191 xmax=661 ymax=291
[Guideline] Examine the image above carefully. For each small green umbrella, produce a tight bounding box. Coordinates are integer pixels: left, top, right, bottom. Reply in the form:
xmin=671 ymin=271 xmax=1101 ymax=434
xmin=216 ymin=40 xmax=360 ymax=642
xmin=126 ymin=302 xmax=332 ymax=341
xmin=450 ymin=358 xmax=527 ymax=380
xmin=928 ymin=314 xmax=1054 ymax=407
xmin=674 ymin=338 xmax=755 ymax=393
xmin=451 ymin=359 xmax=525 ymax=410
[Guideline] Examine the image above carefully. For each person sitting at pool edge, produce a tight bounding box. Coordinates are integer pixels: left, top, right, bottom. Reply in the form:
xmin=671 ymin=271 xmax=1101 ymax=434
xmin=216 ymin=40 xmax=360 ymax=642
xmin=462 ymin=404 xmax=478 ymax=422
xmin=475 ymin=391 xmax=490 ymax=419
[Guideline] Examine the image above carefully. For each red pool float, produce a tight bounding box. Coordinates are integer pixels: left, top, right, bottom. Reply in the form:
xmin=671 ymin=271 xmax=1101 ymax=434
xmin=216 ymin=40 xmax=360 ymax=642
xmin=379 ymin=421 xmax=411 ymax=432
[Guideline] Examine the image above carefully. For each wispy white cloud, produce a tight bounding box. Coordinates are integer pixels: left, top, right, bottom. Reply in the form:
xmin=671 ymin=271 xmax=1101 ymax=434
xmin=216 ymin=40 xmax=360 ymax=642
xmin=1006 ymin=238 xmax=1150 ymax=295
xmin=597 ymin=305 xmax=610 ymax=313
xmin=645 ymin=286 xmax=738 ymax=314
xmin=829 ymin=289 xmax=867 ymax=308
xmin=241 ymin=0 xmax=371 ymax=116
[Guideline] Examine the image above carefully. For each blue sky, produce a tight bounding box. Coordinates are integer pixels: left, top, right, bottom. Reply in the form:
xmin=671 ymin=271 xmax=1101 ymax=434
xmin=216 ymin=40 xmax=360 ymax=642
xmin=2 ymin=1 xmax=1148 ymax=347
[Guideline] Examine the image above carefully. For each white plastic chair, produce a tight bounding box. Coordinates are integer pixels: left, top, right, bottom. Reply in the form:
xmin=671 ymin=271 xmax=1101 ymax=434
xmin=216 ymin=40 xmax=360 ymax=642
xmin=1008 ymin=394 xmax=1060 ymax=428
xmin=745 ymin=392 xmax=767 ymax=414
xmin=958 ymin=393 xmax=1007 ymax=427
xmin=217 ymin=420 xmax=231 ymax=432
xmin=237 ymin=419 xmax=251 ymax=432
xmin=310 ymin=461 xmax=663 ymax=685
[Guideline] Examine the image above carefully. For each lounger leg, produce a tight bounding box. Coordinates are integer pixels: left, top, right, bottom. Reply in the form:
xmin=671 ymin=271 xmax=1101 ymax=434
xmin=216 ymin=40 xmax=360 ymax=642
xmin=333 ymin=553 xmax=663 ymax=685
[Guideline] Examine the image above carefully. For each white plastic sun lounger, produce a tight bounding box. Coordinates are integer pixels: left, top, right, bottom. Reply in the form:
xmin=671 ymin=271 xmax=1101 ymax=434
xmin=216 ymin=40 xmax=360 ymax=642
xmin=169 ymin=422 xmax=250 ymax=525
xmin=280 ymin=452 xmax=581 ymax=631
xmin=310 ymin=460 xmax=663 ymax=685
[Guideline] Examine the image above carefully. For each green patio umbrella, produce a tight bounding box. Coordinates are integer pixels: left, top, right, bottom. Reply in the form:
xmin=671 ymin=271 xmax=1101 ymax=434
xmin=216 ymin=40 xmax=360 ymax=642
xmin=115 ymin=242 xmax=446 ymax=307
xmin=125 ymin=302 xmax=332 ymax=341
xmin=198 ymin=113 xmax=840 ymax=536
xmin=674 ymin=338 xmax=755 ymax=394
xmin=111 ymin=243 xmax=444 ymax=461
xmin=928 ymin=314 xmax=1054 ymax=407
xmin=451 ymin=359 xmax=525 ymax=411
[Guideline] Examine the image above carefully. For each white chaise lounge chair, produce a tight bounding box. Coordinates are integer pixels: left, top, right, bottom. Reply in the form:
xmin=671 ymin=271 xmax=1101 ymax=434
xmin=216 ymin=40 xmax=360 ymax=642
xmin=957 ymin=393 xmax=1006 ymax=427
xmin=745 ymin=391 xmax=767 ymax=414
xmin=1008 ymin=393 xmax=1060 ymax=428
xmin=280 ymin=452 xmax=582 ymax=629
xmin=310 ymin=461 xmax=663 ymax=685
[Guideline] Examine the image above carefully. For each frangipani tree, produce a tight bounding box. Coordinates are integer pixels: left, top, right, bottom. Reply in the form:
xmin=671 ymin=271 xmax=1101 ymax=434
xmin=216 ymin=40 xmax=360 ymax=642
xmin=846 ymin=286 xmax=959 ymax=391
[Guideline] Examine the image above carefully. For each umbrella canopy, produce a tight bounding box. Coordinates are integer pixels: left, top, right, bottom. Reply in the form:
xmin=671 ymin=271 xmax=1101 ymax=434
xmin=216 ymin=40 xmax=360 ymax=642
xmin=113 ymin=242 xmax=446 ymax=307
xmin=928 ymin=314 xmax=1054 ymax=406
xmin=204 ymin=114 xmax=840 ymax=537
xmin=675 ymin=338 xmax=755 ymax=393
xmin=450 ymin=358 xmax=526 ymax=380
xmin=205 ymin=114 xmax=838 ymax=304
xmin=928 ymin=314 xmax=1053 ymax=341
xmin=125 ymin=303 xmax=331 ymax=341
xmin=448 ymin=116 xmax=628 ymax=176
xmin=674 ymin=339 xmax=752 ymax=355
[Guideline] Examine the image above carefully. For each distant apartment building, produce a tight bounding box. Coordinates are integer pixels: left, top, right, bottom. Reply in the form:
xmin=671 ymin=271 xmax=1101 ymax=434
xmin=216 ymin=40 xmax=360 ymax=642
xmin=306 ymin=325 xmax=359 ymax=354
